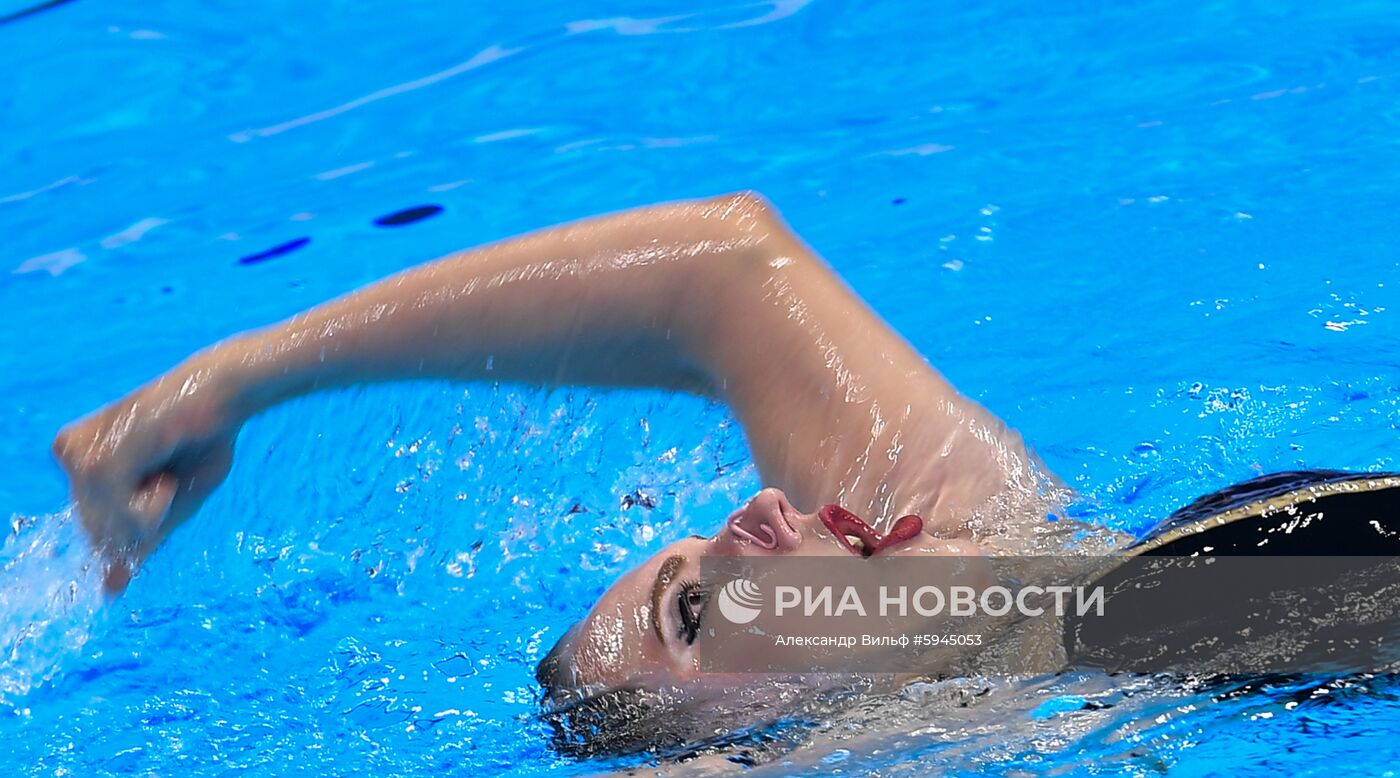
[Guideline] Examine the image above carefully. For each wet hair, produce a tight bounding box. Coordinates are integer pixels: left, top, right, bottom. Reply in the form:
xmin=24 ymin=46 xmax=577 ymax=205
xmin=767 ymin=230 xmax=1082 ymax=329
xmin=540 ymin=685 xmax=667 ymax=758
xmin=536 ymin=683 xmax=810 ymax=765
xmin=534 ymin=626 xmax=812 ymax=762
xmin=533 ymin=628 xmax=691 ymax=758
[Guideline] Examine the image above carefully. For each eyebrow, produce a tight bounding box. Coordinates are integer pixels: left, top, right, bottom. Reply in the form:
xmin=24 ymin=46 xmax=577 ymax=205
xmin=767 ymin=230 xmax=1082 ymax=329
xmin=650 ymin=555 xmax=685 ymax=642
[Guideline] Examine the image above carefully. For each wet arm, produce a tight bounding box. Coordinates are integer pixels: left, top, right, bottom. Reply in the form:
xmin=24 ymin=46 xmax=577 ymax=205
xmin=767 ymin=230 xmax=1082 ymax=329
xmin=55 ymin=192 xmax=1030 ymax=588
xmin=210 ymin=193 xmax=778 ymax=414
xmin=212 ymin=193 xmax=1027 ymax=526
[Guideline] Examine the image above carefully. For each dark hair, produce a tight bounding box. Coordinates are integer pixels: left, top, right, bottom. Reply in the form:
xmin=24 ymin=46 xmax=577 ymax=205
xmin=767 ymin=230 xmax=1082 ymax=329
xmin=534 ymin=624 xmax=660 ymax=755
xmin=534 ymin=629 xmax=693 ymax=758
xmin=534 ymin=627 xmax=810 ymax=762
xmin=537 ymin=683 xmax=810 ymax=765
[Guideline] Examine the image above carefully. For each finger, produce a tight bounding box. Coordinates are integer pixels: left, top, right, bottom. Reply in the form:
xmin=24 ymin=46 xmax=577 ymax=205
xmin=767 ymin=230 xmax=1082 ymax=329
xmin=51 ymin=425 xmax=91 ymax=478
xmin=121 ymin=495 xmax=196 ymax=593
xmin=103 ymin=557 xmax=133 ymax=595
xmin=51 ymin=428 xmax=71 ymax=463
xmin=166 ymin=444 xmax=235 ymax=527
xmin=72 ymin=487 xmax=136 ymax=552
xmin=115 ymin=445 xmax=235 ymax=580
xmin=104 ymin=525 xmax=162 ymax=597
xmin=129 ymin=472 xmax=177 ymax=529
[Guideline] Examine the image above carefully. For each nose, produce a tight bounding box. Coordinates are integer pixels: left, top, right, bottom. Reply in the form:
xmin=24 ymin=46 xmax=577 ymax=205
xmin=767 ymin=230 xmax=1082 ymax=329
xmin=722 ymin=488 xmax=804 ymax=554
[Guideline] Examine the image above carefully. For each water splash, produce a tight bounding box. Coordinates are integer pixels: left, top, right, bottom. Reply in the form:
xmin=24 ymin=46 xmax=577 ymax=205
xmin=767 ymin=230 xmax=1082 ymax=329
xmin=0 ymin=506 xmax=108 ymax=707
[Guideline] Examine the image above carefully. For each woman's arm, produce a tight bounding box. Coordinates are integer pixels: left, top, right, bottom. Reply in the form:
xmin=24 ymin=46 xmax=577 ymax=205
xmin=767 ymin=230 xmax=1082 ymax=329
xmin=53 ymin=192 xmax=1032 ymax=590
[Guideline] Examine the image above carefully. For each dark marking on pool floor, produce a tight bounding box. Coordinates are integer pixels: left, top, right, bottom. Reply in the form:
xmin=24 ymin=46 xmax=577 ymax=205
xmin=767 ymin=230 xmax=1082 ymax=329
xmin=0 ymin=0 xmax=78 ymax=25
xmin=239 ymin=237 xmax=310 ymax=265
xmin=374 ymin=204 xmax=443 ymax=227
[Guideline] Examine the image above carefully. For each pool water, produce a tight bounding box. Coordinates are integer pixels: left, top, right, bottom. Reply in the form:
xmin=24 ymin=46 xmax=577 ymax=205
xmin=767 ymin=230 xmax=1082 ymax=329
xmin=3 ymin=0 xmax=1399 ymax=774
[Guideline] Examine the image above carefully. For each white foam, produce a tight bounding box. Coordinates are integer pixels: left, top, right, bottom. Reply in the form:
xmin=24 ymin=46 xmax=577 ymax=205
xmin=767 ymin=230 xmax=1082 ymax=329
xmin=0 ymin=507 xmax=108 ymax=706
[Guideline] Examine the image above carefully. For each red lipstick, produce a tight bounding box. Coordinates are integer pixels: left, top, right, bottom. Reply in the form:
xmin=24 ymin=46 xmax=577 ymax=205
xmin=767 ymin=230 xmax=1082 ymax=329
xmin=817 ymin=504 xmax=924 ymax=557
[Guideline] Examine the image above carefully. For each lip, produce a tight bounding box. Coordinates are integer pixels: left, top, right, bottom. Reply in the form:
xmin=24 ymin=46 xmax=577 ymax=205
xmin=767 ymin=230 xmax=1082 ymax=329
xmin=817 ymin=504 xmax=924 ymax=558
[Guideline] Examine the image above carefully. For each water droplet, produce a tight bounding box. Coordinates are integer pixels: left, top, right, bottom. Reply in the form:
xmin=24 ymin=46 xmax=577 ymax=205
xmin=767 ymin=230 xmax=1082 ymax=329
xmin=821 ymin=749 xmax=851 ymax=764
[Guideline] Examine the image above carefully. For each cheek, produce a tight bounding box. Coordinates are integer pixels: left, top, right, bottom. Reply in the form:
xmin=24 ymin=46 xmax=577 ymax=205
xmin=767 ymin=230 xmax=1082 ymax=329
xmin=578 ymin=613 xmax=632 ymax=669
xmin=569 ymin=613 xmax=643 ymax=688
xmin=571 ymin=589 xmax=668 ymax=686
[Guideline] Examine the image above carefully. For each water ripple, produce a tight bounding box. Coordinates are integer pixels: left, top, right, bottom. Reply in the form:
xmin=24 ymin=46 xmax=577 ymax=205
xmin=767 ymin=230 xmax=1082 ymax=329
xmin=0 ymin=507 xmax=107 ymax=707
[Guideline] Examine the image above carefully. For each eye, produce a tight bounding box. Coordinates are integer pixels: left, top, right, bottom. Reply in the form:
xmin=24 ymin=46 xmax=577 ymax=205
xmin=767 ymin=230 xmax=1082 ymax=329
xmin=675 ymin=580 xmax=709 ymax=645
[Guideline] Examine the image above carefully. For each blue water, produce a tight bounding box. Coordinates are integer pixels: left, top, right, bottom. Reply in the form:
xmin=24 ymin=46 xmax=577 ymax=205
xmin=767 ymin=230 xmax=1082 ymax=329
xmin=3 ymin=0 xmax=1399 ymax=773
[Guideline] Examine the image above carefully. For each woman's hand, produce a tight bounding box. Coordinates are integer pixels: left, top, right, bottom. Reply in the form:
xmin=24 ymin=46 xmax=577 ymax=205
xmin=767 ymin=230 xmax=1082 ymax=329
xmin=52 ymin=353 xmax=243 ymax=593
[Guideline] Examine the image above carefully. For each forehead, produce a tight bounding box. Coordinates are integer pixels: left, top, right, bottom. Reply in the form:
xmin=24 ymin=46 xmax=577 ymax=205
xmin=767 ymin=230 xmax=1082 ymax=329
xmin=564 ymin=552 xmax=672 ymax=689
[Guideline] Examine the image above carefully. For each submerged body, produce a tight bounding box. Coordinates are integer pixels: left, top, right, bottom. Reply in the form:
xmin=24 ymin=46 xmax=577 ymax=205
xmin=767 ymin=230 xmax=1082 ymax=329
xmin=53 ymin=192 xmax=1055 ymax=749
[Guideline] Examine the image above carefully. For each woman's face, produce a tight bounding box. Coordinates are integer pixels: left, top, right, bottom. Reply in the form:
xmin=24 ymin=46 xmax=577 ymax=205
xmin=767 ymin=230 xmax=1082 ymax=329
xmin=539 ymin=488 xmax=982 ymax=698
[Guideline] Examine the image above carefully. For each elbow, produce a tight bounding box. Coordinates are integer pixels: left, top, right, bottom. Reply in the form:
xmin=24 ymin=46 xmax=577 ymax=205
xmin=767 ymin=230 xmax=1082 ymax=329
xmin=657 ymin=190 xmax=796 ymax=297
xmin=718 ymin=189 xmax=775 ymax=214
xmin=705 ymin=190 xmax=785 ymax=236
xmin=667 ymin=191 xmax=819 ymax=382
xmin=679 ymin=187 xmax=811 ymax=316
xmin=698 ymin=190 xmax=802 ymax=268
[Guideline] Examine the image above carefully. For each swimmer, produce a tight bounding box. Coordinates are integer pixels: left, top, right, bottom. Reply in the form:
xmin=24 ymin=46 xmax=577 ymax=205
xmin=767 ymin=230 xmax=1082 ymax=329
xmin=53 ymin=192 xmax=1061 ymax=753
